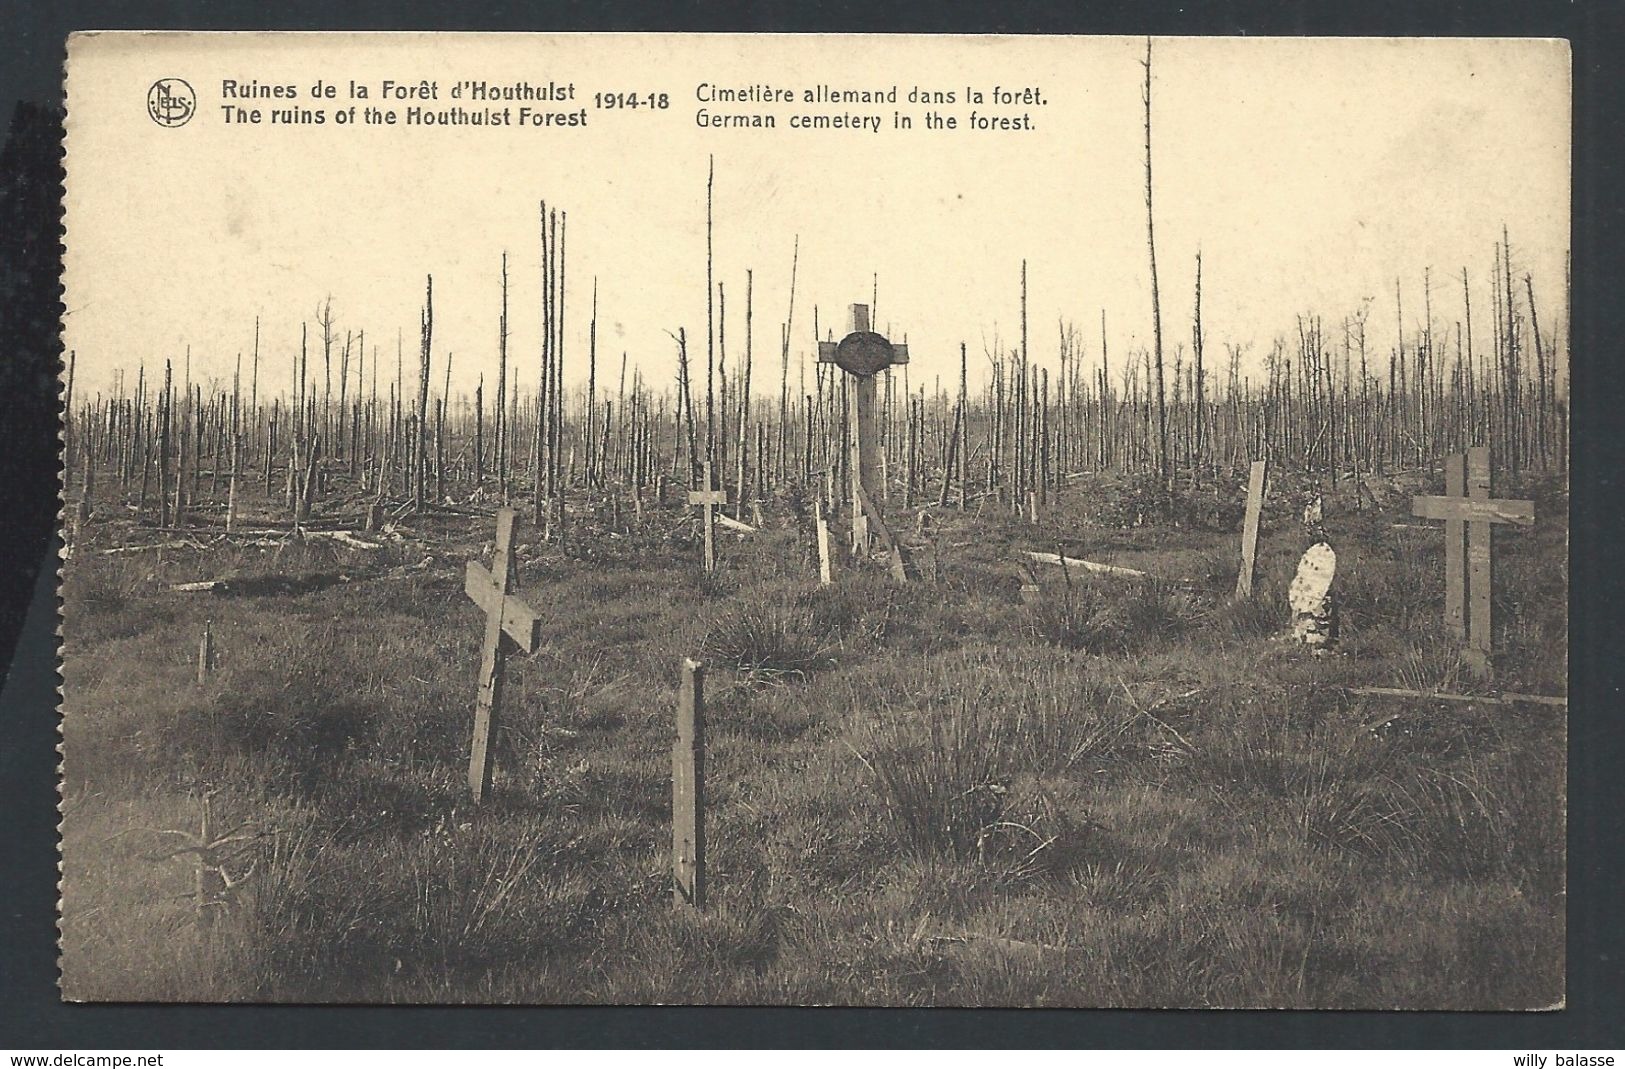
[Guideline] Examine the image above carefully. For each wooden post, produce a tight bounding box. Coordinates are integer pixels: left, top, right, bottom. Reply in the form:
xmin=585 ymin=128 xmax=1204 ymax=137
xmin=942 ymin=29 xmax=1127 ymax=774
xmin=687 ymin=461 xmax=728 ymax=574
xmin=197 ymin=622 xmax=213 ymax=684
xmin=194 ymin=793 xmax=224 ymax=924
xmin=1234 ymin=458 xmax=1267 ymax=599
xmin=815 ymin=497 xmax=833 ymax=586
xmin=672 ymin=658 xmax=706 ymax=911
xmin=463 ymin=508 xmax=544 ymax=802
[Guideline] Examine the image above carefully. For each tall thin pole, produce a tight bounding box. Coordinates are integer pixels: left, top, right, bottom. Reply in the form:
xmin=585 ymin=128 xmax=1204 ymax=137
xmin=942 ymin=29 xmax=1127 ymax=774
xmin=1142 ymin=37 xmax=1169 ymax=485
xmin=705 ymin=155 xmax=716 ymax=466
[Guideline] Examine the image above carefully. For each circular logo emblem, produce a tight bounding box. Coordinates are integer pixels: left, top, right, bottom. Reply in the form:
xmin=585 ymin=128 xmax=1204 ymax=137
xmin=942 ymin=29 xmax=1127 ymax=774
xmin=147 ymin=78 xmax=196 ymax=127
xmin=833 ymin=331 xmax=896 ymax=377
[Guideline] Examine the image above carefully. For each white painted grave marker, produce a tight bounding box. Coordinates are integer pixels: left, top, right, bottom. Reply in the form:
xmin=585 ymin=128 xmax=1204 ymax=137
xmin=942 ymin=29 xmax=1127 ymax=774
xmin=1288 ymin=542 xmax=1338 ymax=650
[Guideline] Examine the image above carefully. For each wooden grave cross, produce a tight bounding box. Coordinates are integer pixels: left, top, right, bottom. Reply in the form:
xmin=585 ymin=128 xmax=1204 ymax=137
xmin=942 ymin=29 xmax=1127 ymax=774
xmin=818 ymin=302 xmax=909 ymax=578
xmin=688 ymin=460 xmax=728 ymax=573
xmin=463 ymin=507 xmax=543 ymax=802
xmin=1410 ymin=446 xmax=1534 ymax=680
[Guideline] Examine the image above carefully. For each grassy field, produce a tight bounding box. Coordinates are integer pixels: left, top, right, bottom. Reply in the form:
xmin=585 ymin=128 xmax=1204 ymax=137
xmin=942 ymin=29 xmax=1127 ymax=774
xmin=58 ymin=469 xmax=1567 ymax=1007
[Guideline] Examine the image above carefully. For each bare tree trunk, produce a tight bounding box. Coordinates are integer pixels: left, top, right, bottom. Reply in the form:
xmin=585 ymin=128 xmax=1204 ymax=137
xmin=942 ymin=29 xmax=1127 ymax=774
xmin=1192 ymin=250 xmax=1205 ymax=482
xmin=496 ymin=252 xmax=508 ymax=499
xmin=536 ymin=204 xmax=552 ymax=519
xmin=737 ymin=269 xmax=753 ymax=515
xmin=705 ymin=156 xmax=716 ymax=468
xmin=587 ymin=278 xmax=598 ymax=487
xmin=676 ymin=327 xmax=699 ymax=478
xmin=319 ymin=297 xmax=334 ymax=459
xmin=1502 ymin=225 xmax=1520 ymax=474
xmin=1142 ymin=38 xmax=1169 ymax=486
xmin=779 ymin=236 xmax=798 ymax=487
xmin=415 ymin=276 xmax=432 ymax=510
xmin=1526 ymin=273 xmax=1548 ymax=469
xmin=554 ymin=211 xmax=566 ymax=519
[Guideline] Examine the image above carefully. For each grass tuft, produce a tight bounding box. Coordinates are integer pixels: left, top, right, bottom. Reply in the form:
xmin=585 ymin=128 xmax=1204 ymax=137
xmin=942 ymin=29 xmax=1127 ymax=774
xmin=849 ymin=701 xmax=1018 ymax=861
xmin=699 ymin=597 xmax=836 ymax=682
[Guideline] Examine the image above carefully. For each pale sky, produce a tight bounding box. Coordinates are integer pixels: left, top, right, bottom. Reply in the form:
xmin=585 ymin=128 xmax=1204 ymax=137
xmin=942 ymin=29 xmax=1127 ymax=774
xmin=64 ymin=33 xmax=1570 ymax=402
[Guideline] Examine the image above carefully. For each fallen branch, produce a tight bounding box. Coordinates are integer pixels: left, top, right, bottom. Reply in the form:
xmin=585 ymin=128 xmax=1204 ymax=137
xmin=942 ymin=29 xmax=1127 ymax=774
xmin=1025 ymin=550 xmax=1147 ymax=578
xmin=716 ymin=514 xmax=756 ymax=534
xmin=303 ymin=529 xmax=384 ymax=551
xmin=1025 ymin=550 xmax=1197 ymax=586
xmin=98 ymin=540 xmax=194 ymax=556
xmin=1348 ymin=686 xmax=1566 ymax=708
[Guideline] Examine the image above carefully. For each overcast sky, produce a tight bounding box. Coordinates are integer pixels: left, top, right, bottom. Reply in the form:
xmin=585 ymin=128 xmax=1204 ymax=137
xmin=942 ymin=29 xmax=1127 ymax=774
xmin=64 ymin=33 xmax=1570 ymax=402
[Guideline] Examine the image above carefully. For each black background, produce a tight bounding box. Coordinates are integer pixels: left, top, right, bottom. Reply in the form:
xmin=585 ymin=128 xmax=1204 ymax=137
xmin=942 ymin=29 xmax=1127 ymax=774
xmin=3 ymin=0 xmax=1621 ymax=1049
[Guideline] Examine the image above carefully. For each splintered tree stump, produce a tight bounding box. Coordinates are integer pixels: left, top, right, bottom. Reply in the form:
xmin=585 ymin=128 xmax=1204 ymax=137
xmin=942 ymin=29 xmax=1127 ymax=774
xmin=1288 ymin=542 xmax=1338 ymax=651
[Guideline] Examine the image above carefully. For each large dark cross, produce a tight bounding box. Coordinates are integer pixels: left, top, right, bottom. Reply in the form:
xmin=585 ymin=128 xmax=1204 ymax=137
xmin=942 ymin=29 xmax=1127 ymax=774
xmin=1410 ymin=446 xmax=1534 ymax=680
xmin=463 ymin=507 xmax=543 ymax=801
xmin=818 ymin=303 xmax=908 ymax=567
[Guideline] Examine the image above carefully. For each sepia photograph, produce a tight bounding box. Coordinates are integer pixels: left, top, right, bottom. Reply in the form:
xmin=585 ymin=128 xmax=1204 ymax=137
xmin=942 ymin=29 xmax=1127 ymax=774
xmin=57 ymin=32 xmax=1570 ymax=1008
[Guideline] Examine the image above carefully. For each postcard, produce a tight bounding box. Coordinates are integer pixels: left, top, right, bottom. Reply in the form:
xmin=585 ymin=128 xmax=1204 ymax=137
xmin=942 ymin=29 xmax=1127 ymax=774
xmin=58 ymin=32 xmax=1569 ymax=1007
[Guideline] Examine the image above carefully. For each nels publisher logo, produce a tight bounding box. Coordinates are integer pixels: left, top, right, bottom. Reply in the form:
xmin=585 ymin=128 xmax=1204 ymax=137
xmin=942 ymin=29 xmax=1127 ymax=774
xmin=147 ymin=78 xmax=195 ymax=127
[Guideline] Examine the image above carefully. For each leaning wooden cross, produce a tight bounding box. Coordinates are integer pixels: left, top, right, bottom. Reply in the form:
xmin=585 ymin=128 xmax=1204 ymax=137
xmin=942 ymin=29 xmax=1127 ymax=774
xmin=818 ymin=302 xmax=909 ymax=581
xmin=1410 ymin=446 xmax=1534 ymax=680
xmin=463 ymin=507 xmax=543 ymax=802
xmin=688 ymin=460 xmax=728 ymax=573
